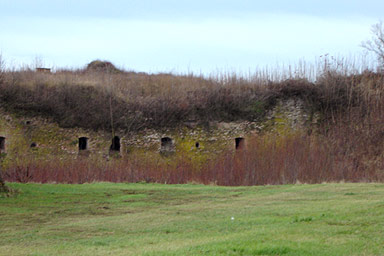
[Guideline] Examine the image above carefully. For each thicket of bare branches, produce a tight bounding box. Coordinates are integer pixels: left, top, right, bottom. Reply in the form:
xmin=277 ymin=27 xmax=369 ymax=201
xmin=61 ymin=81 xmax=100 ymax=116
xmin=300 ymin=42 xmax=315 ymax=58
xmin=0 ymin=65 xmax=379 ymax=132
xmin=362 ymin=21 xmax=384 ymax=71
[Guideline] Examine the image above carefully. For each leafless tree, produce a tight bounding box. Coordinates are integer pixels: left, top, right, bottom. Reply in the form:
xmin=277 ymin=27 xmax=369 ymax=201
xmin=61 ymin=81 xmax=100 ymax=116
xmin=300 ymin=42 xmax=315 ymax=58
xmin=361 ymin=21 xmax=384 ymax=71
xmin=0 ymin=54 xmax=4 ymax=84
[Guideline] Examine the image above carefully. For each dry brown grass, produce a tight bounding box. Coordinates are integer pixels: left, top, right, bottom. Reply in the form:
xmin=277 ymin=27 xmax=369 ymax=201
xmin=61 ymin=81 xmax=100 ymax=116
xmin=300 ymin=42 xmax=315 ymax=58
xmin=1 ymin=60 xmax=381 ymax=132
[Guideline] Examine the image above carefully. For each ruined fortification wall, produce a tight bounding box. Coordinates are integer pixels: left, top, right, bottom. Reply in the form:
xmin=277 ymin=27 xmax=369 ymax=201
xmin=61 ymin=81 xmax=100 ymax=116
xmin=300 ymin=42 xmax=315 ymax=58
xmin=0 ymin=98 xmax=318 ymax=164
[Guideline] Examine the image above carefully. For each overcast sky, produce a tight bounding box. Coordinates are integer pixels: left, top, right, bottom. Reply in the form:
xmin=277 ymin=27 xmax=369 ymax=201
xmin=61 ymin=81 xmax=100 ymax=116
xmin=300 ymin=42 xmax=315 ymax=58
xmin=0 ymin=0 xmax=383 ymax=73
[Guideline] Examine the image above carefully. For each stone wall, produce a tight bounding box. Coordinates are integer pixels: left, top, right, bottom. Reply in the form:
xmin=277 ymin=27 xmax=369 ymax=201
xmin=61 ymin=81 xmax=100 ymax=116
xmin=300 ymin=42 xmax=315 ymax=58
xmin=0 ymin=100 xmax=318 ymax=163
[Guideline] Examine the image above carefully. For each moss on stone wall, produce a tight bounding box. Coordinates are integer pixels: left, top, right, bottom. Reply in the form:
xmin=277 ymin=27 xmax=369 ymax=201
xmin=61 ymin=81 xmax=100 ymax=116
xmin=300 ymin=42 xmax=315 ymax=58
xmin=0 ymin=98 xmax=319 ymax=168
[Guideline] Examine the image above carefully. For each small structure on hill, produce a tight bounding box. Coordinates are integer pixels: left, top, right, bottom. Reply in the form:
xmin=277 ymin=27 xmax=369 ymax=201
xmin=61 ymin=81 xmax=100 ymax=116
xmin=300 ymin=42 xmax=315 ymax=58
xmin=36 ymin=68 xmax=51 ymax=73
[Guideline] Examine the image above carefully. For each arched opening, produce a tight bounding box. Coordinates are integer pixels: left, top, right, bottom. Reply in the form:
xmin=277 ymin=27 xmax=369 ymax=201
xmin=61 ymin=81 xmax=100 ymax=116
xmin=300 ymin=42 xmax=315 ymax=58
xmin=235 ymin=137 xmax=245 ymax=150
xmin=0 ymin=137 xmax=5 ymax=153
xmin=161 ymin=137 xmax=173 ymax=152
xmin=79 ymin=137 xmax=88 ymax=151
xmin=110 ymin=136 xmax=121 ymax=152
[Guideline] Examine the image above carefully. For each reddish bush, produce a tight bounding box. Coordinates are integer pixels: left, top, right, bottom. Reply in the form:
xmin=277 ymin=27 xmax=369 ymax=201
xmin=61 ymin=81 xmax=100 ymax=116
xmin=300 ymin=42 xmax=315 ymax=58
xmin=4 ymin=128 xmax=383 ymax=185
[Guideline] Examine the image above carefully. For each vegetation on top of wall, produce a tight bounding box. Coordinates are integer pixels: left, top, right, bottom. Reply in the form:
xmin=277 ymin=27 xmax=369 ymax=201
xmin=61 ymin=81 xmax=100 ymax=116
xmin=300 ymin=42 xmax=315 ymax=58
xmin=1 ymin=59 xmax=382 ymax=134
xmin=0 ymin=56 xmax=383 ymax=185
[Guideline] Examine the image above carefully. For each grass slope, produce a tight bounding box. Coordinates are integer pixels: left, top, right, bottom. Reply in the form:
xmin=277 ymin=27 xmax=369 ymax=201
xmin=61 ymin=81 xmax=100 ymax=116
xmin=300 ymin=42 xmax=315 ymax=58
xmin=1 ymin=183 xmax=384 ymax=255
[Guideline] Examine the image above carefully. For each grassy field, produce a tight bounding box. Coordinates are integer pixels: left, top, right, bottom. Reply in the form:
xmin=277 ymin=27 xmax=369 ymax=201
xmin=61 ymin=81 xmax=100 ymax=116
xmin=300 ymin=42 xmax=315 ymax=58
xmin=1 ymin=183 xmax=384 ymax=255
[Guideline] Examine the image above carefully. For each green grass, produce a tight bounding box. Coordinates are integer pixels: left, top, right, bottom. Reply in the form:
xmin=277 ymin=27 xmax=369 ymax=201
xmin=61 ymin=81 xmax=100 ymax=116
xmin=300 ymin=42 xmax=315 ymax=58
xmin=1 ymin=183 xmax=384 ymax=255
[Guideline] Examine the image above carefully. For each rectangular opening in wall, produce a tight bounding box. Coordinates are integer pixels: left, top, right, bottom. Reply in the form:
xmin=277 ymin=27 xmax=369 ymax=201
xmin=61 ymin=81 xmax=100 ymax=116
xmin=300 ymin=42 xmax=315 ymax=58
xmin=110 ymin=136 xmax=121 ymax=152
xmin=0 ymin=137 xmax=5 ymax=152
xmin=235 ymin=137 xmax=245 ymax=150
xmin=161 ymin=137 xmax=173 ymax=152
xmin=79 ymin=137 xmax=88 ymax=151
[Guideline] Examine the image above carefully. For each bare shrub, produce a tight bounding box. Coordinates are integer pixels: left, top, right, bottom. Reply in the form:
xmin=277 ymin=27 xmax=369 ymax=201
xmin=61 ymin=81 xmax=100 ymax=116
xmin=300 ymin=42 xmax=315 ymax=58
xmin=0 ymin=54 xmax=4 ymax=86
xmin=361 ymin=21 xmax=384 ymax=70
xmin=85 ymin=60 xmax=121 ymax=73
xmin=3 ymin=126 xmax=383 ymax=185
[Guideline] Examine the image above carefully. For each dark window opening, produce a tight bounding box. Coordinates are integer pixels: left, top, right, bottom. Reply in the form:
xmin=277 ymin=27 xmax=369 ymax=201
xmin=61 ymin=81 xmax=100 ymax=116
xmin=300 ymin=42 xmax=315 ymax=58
xmin=235 ymin=137 xmax=245 ymax=149
xmin=79 ymin=137 xmax=88 ymax=150
xmin=0 ymin=137 xmax=5 ymax=152
xmin=110 ymin=136 xmax=121 ymax=152
xmin=161 ymin=137 xmax=173 ymax=151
